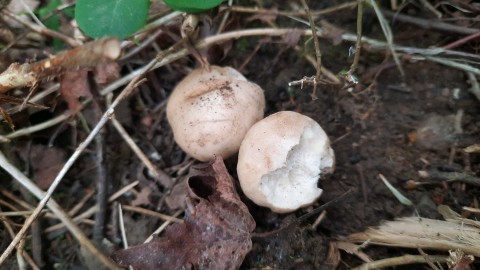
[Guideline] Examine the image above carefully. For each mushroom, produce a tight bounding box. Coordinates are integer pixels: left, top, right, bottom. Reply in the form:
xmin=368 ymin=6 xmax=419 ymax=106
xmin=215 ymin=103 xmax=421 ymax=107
xmin=166 ymin=66 xmax=265 ymax=161
xmin=237 ymin=111 xmax=335 ymax=213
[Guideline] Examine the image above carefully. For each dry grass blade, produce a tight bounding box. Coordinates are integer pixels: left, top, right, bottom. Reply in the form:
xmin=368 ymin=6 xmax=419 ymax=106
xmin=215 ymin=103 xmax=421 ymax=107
xmin=347 ymin=217 xmax=480 ymax=256
xmin=367 ymin=0 xmax=404 ymax=76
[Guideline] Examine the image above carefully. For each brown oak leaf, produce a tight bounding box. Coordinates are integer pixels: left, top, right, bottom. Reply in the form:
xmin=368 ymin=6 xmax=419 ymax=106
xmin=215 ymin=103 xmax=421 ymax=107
xmin=112 ymin=157 xmax=255 ymax=270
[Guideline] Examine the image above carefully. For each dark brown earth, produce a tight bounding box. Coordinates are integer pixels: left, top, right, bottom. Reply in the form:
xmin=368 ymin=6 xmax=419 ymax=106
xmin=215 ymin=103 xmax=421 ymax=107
xmin=1 ymin=0 xmax=480 ymax=269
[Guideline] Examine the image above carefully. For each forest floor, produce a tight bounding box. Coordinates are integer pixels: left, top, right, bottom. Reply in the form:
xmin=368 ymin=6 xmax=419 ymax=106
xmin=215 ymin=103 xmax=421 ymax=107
xmin=0 ymin=0 xmax=479 ymax=269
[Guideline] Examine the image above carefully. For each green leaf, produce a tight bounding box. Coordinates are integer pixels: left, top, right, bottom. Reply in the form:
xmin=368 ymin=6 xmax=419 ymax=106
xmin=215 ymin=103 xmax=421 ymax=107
xmin=163 ymin=0 xmax=223 ymax=13
xmin=37 ymin=0 xmax=62 ymax=49
xmin=75 ymin=0 xmax=149 ymax=39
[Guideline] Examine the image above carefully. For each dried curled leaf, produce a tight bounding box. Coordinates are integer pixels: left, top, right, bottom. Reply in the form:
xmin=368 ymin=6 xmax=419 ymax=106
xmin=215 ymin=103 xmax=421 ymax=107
xmin=112 ymin=158 xmax=255 ymax=270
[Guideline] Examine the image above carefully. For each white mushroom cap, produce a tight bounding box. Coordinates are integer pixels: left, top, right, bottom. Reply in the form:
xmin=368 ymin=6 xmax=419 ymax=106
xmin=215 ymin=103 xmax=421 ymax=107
xmin=237 ymin=111 xmax=335 ymax=213
xmin=166 ymin=66 xmax=265 ymax=161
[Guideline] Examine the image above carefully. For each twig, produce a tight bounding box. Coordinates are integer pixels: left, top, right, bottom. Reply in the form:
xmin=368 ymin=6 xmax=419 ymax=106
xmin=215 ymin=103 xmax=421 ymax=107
xmin=118 ymin=204 xmax=129 ymax=249
xmin=442 ymin=32 xmax=480 ymax=50
xmin=423 ymin=55 xmax=480 ymax=75
xmin=92 ymin=122 xmax=107 ymax=245
xmin=300 ymin=0 xmax=322 ymax=99
xmin=144 ymin=210 xmax=184 ymax=243
xmin=227 ymin=2 xmax=358 ymax=17
xmin=0 ymin=151 xmax=120 ymax=269
xmin=110 ymin=115 xmax=172 ymax=187
xmin=417 ymin=247 xmax=441 ymax=270
xmin=0 ymin=38 xmax=120 ymax=93
xmin=1 ymin=9 xmax=79 ymax=47
xmin=16 ymin=238 xmax=26 ymax=270
xmin=0 ymin=44 xmax=157 ymax=265
xmin=349 ymin=0 xmax=363 ymax=75
xmin=44 ymin=181 xmax=139 ymax=234
xmin=419 ymin=0 xmax=442 ymax=18
xmin=381 ymin=9 xmax=479 ymax=35
xmin=121 ymin=205 xmax=183 ymax=223
xmin=418 ymin=170 xmax=480 ymax=186
xmin=3 ymin=112 xmax=72 ymax=140
xmin=351 ymin=254 xmax=448 ymax=270
xmin=67 ymin=189 xmax=95 ymax=216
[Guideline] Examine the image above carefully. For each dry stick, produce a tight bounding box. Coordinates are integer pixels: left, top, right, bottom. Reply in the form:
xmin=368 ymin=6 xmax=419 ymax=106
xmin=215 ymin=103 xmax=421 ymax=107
xmin=0 ymin=49 xmax=156 ymax=265
xmin=350 ymin=254 xmax=448 ymax=270
xmin=44 ymin=181 xmax=139 ymax=234
xmin=1 ymin=9 xmax=79 ymax=47
xmin=381 ymin=9 xmax=479 ymax=35
xmin=67 ymin=189 xmax=95 ymax=216
xmin=121 ymin=205 xmax=183 ymax=223
xmin=110 ymin=116 xmax=172 ymax=187
xmin=443 ymin=31 xmax=480 ymax=50
xmin=4 ymin=112 xmax=71 ymax=140
xmin=300 ymin=0 xmax=322 ymax=99
xmin=418 ymin=170 xmax=480 ymax=186
xmin=0 ymin=38 xmax=120 ymax=93
xmin=144 ymin=210 xmax=184 ymax=243
xmin=228 ymin=1 xmax=358 ymax=17
xmin=0 ymin=151 xmax=120 ymax=269
xmin=349 ymin=0 xmax=364 ymax=75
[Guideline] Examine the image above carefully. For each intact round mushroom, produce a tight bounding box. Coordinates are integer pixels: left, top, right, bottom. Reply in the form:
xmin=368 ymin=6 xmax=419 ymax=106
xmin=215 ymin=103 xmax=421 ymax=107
xmin=237 ymin=111 xmax=335 ymax=213
xmin=166 ymin=66 xmax=265 ymax=161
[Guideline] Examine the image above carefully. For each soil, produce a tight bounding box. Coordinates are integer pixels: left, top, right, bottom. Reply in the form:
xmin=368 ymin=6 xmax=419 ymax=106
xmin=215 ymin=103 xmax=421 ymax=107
xmin=1 ymin=0 xmax=479 ymax=269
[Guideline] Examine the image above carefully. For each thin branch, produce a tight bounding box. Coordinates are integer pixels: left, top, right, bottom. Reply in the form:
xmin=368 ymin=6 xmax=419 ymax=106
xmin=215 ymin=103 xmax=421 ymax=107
xmin=300 ymin=0 xmax=322 ymax=99
xmin=349 ymin=0 xmax=364 ymax=75
xmin=0 ymin=49 xmax=157 ymax=265
xmin=227 ymin=2 xmax=358 ymax=17
xmin=121 ymin=205 xmax=183 ymax=223
xmin=110 ymin=115 xmax=172 ymax=187
xmin=381 ymin=9 xmax=479 ymax=35
xmin=44 ymin=181 xmax=139 ymax=234
xmin=0 ymin=151 xmax=120 ymax=269
xmin=351 ymin=254 xmax=448 ymax=270
xmin=0 ymin=38 xmax=120 ymax=93
xmin=1 ymin=9 xmax=79 ymax=47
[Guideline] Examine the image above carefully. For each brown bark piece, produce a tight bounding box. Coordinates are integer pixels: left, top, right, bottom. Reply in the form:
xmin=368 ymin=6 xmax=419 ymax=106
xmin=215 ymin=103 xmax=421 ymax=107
xmin=112 ymin=158 xmax=255 ymax=270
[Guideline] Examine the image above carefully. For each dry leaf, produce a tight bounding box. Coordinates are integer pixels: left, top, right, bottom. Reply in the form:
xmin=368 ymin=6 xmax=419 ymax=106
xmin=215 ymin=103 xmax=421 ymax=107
xmin=447 ymin=249 xmax=474 ymax=270
xmin=112 ymin=158 xmax=255 ymax=270
xmin=93 ymin=62 xmax=120 ymax=85
xmin=59 ymin=71 xmax=91 ymax=112
xmin=131 ymin=187 xmax=152 ymax=206
xmin=165 ymin=176 xmax=188 ymax=210
xmin=21 ymin=144 xmax=66 ymax=190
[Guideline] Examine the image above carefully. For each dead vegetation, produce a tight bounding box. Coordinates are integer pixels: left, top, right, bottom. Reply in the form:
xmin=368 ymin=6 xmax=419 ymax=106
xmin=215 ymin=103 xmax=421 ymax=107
xmin=0 ymin=0 xmax=479 ymax=269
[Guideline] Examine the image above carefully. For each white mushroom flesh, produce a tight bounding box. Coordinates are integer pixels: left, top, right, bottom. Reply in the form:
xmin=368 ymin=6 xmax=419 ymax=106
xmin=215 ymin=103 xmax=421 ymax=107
xmin=237 ymin=111 xmax=335 ymax=213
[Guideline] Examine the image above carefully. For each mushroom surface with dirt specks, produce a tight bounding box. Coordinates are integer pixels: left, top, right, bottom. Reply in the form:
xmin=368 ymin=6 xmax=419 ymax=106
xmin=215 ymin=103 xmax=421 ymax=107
xmin=237 ymin=111 xmax=335 ymax=213
xmin=166 ymin=66 xmax=265 ymax=161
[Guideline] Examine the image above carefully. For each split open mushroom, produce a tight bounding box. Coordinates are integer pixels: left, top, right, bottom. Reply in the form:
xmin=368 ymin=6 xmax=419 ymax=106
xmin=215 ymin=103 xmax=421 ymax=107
xmin=237 ymin=111 xmax=335 ymax=213
xmin=166 ymin=66 xmax=265 ymax=161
